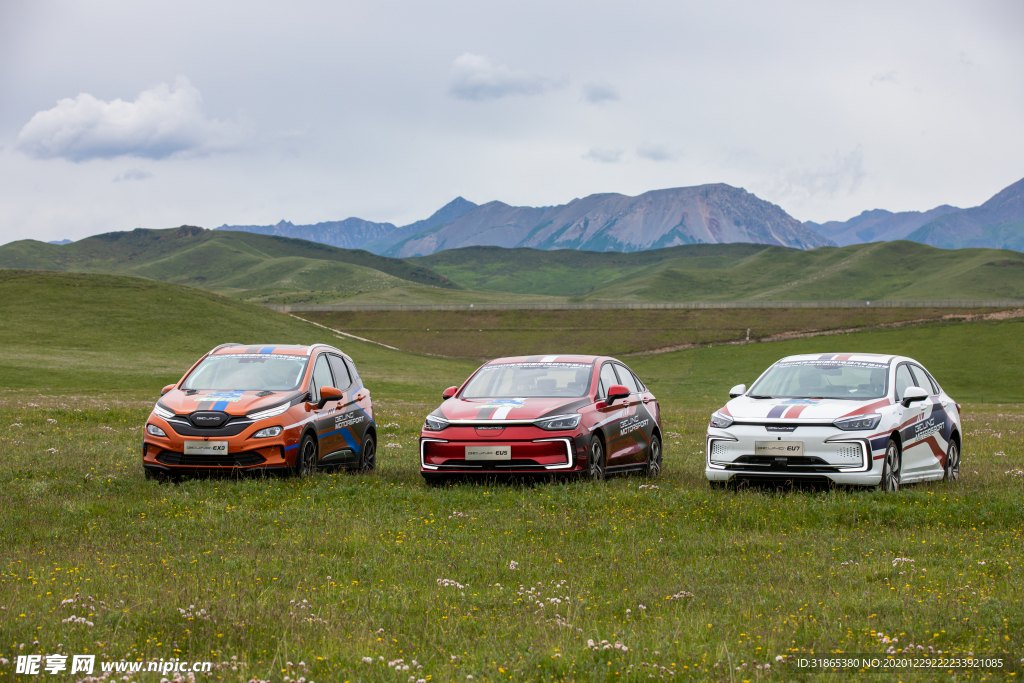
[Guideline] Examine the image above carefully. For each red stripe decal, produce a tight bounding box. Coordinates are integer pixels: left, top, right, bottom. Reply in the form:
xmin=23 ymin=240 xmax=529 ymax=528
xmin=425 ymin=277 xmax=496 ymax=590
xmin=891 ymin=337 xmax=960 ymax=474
xmin=784 ymin=405 xmax=807 ymax=418
xmin=842 ymin=398 xmax=891 ymax=417
xmin=835 ymin=354 xmax=853 ymax=360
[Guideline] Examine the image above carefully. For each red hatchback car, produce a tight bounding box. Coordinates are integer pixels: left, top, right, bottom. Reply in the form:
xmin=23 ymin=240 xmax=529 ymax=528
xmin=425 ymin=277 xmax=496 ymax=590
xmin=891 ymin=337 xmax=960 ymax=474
xmin=419 ymin=355 xmax=662 ymax=481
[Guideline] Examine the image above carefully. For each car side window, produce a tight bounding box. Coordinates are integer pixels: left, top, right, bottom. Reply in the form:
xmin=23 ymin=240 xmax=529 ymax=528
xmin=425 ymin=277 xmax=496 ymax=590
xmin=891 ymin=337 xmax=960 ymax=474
xmin=893 ymin=363 xmax=916 ymax=401
xmin=328 ymin=354 xmax=352 ymax=390
xmin=310 ymin=354 xmax=335 ymax=403
xmin=345 ymin=357 xmax=360 ymax=383
xmin=613 ymin=363 xmax=640 ymax=394
xmin=598 ymin=363 xmax=618 ymax=398
xmin=911 ymin=364 xmax=939 ymax=395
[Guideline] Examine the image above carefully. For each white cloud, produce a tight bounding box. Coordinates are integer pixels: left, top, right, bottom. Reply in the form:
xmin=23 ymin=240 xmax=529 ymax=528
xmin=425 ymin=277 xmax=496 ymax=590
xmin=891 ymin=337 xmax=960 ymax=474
xmin=112 ymin=169 xmax=154 ymax=182
xmin=583 ymin=147 xmax=624 ymax=163
xmin=448 ymin=53 xmax=553 ymax=101
xmin=15 ymin=77 xmax=250 ymax=162
xmin=773 ymin=146 xmax=867 ymax=202
xmin=636 ymin=141 xmax=679 ymax=162
xmin=581 ymin=82 xmax=620 ymax=104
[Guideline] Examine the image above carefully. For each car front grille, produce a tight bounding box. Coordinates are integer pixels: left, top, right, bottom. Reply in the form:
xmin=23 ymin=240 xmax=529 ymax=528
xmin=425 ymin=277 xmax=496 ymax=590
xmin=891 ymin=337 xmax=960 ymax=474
xmin=156 ymin=450 xmax=266 ymax=467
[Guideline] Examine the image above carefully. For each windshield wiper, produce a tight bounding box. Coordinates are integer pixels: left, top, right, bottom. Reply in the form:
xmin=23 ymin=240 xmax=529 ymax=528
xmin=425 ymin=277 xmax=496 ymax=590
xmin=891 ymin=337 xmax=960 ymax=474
xmin=748 ymin=394 xmax=774 ymax=399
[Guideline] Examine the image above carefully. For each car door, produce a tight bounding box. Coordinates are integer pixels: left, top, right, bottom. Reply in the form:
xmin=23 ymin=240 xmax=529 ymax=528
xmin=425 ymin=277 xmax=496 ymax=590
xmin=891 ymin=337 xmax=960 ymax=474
xmin=613 ymin=362 xmax=654 ymax=465
xmin=910 ymin=362 xmax=950 ymax=476
xmin=324 ymin=353 xmax=362 ymax=464
xmin=309 ymin=353 xmax=343 ymax=461
xmin=893 ymin=362 xmax=929 ymax=478
xmin=595 ymin=361 xmax=634 ymax=468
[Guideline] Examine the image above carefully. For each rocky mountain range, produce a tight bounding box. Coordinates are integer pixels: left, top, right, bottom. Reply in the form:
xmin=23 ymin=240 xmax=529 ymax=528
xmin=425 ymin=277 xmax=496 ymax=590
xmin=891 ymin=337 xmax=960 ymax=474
xmin=386 ymin=184 xmax=833 ymax=257
xmin=217 ymin=184 xmax=834 ymax=257
xmin=213 ymin=174 xmax=1024 ymax=257
xmin=805 ymin=205 xmax=961 ymax=247
xmin=805 ymin=175 xmax=1024 ymax=251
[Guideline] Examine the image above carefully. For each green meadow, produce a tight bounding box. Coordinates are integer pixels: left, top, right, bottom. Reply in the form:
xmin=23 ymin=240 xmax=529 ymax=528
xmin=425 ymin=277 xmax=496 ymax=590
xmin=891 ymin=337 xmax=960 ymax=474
xmin=1 ymin=270 xmax=1022 ymax=681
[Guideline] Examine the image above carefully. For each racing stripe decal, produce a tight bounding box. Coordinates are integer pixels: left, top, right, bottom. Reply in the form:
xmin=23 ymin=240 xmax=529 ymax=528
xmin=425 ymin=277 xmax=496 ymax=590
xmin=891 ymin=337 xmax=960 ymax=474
xmin=476 ymin=407 xmax=498 ymax=420
xmin=818 ymin=354 xmax=835 ymax=360
xmin=834 ymin=354 xmax=853 ymax=360
xmin=211 ymin=401 xmax=229 ymax=411
xmin=842 ymin=398 xmax=891 ymax=417
xmin=784 ymin=405 xmax=807 ymax=418
xmin=492 ymin=406 xmax=514 ymax=420
xmin=259 ymin=347 xmax=275 ymax=354
xmin=539 ymin=355 xmax=558 ymax=362
xmin=767 ymin=405 xmax=787 ymax=418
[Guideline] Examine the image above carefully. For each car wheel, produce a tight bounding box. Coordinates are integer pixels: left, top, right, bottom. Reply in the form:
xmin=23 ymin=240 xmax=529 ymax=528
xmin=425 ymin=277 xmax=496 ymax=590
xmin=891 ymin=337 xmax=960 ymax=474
xmin=587 ymin=438 xmax=606 ymax=481
xmin=880 ymin=439 xmax=901 ymax=492
xmin=296 ymin=433 xmax=318 ymax=477
xmin=358 ymin=433 xmax=377 ymax=472
xmin=645 ymin=434 xmax=662 ymax=477
xmin=943 ymin=439 xmax=960 ymax=482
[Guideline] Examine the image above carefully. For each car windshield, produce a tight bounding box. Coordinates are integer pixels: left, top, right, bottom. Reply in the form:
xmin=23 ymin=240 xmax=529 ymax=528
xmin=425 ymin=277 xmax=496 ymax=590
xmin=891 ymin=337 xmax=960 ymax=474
xmin=182 ymin=354 xmax=309 ymax=391
xmin=461 ymin=362 xmax=592 ymax=398
xmin=749 ymin=359 xmax=889 ymax=400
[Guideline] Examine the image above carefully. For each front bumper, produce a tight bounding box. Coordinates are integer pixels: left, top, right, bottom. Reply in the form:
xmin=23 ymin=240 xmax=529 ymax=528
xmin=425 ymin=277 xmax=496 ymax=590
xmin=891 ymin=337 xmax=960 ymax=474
xmin=420 ymin=432 xmax=583 ymax=474
xmin=705 ymin=424 xmax=883 ymax=486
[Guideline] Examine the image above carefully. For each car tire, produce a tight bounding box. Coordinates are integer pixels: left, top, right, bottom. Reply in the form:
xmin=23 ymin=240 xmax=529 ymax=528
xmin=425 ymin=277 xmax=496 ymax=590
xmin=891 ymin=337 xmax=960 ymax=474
xmin=943 ymin=439 xmax=960 ymax=482
xmin=296 ymin=433 xmax=318 ymax=477
xmin=587 ymin=438 xmax=606 ymax=482
xmin=880 ymin=439 xmax=901 ymax=492
xmin=358 ymin=433 xmax=377 ymax=472
xmin=645 ymin=434 xmax=662 ymax=477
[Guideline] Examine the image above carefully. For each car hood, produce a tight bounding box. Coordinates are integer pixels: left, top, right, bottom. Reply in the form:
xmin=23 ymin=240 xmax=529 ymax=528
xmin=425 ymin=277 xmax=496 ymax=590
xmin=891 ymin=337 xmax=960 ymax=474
xmin=434 ymin=396 xmax=590 ymax=422
xmin=158 ymin=389 xmax=300 ymax=416
xmin=721 ymin=396 xmax=892 ymax=422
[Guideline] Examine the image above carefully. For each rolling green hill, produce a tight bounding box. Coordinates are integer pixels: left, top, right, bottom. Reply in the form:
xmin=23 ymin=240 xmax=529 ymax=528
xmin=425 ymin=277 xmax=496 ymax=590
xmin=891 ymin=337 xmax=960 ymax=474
xmin=0 ymin=269 xmax=474 ymax=397
xmin=414 ymin=240 xmax=1024 ymax=301
xmin=2 ymin=269 xmax=1021 ymax=403
xmin=0 ymin=226 xmax=460 ymax=304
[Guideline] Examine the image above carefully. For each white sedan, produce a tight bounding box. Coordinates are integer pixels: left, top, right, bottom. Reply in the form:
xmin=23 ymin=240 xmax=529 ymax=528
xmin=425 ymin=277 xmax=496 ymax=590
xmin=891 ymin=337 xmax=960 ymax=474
xmin=705 ymin=353 xmax=962 ymax=490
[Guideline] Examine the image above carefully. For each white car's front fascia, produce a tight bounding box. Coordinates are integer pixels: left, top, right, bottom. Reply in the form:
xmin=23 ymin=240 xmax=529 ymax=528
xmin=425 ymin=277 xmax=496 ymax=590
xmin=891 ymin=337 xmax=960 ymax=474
xmin=705 ymin=395 xmax=895 ymax=483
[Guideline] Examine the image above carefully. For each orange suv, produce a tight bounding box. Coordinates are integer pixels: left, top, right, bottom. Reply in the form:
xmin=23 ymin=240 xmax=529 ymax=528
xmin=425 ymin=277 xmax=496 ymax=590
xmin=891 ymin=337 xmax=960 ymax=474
xmin=142 ymin=343 xmax=375 ymax=477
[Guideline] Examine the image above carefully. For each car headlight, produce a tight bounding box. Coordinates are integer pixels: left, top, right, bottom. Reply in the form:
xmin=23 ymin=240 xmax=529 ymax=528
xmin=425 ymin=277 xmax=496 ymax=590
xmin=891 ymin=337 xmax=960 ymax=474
xmin=833 ymin=414 xmax=881 ymax=431
xmin=153 ymin=403 xmax=174 ymax=420
xmin=424 ymin=415 xmax=449 ymax=431
xmin=146 ymin=424 xmax=167 ymax=437
xmin=253 ymin=426 xmax=283 ymax=438
xmin=709 ymin=412 xmax=734 ymax=429
xmin=248 ymin=403 xmax=290 ymax=421
xmin=535 ymin=414 xmax=581 ymax=431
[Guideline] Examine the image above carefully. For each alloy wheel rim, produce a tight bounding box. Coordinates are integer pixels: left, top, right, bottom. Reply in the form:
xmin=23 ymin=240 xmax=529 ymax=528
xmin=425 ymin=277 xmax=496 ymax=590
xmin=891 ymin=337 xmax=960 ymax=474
xmin=589 ymin=443 xmax=603 ymax=480
xmin=363 ymin=442 xmax=376 ymax=470
xmin=301 ymin=441 xmax=315 ymax=475
xmin=648 ymin=441 xmax=661 ymax=476
xmin=886 ymin=444 xmax=899 ymax=491
xmin=947 ymin=444 xmax=959 ymax=481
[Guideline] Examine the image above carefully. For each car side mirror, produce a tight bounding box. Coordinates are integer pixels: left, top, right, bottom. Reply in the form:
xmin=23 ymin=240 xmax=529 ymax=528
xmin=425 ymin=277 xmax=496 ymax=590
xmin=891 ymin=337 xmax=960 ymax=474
xmin=161 ymin=384 xmax=176 ymax=396
xmin=729 ymin=384 xmax=746 ymax=398
xmin=607 ymin=384 xmax=630 ymax=404
xmin=901 ymin=386 xmax=928 ymax=407
xmin=318 ymin=386 xmax=343 ymax=409
xmin=442 ymin=386 xmax=458 ymax=400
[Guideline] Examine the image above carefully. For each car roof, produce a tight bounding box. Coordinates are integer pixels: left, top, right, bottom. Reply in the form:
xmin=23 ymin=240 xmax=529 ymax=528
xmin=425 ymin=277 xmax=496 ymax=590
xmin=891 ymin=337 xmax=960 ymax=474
xmin=778 ymin=352 xmax=895 ymax=364
xmin=209 ymin=343 xmax=347 ymax=360
xmin=487 ymin=354 xmax=601 ymax=365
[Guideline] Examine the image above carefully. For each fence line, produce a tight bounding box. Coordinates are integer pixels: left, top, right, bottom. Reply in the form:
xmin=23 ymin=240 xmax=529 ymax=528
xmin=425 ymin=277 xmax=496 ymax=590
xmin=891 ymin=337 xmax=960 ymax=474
xmin=264 ymin=300 xmax=1024 ymax=313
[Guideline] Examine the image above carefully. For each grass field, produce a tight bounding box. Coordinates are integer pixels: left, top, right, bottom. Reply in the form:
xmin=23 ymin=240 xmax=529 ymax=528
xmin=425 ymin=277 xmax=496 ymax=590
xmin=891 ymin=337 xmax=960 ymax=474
xmin=2 ymin=271 xmax=1023 ymax=682
xmin=299 ymin=307 xmax=1017 ymax=363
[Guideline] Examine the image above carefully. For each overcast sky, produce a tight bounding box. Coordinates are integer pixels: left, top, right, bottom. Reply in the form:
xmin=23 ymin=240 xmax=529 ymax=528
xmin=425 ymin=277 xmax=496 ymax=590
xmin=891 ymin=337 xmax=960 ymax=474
xmin=1 ymin=0 xmax=1022 ymax=244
